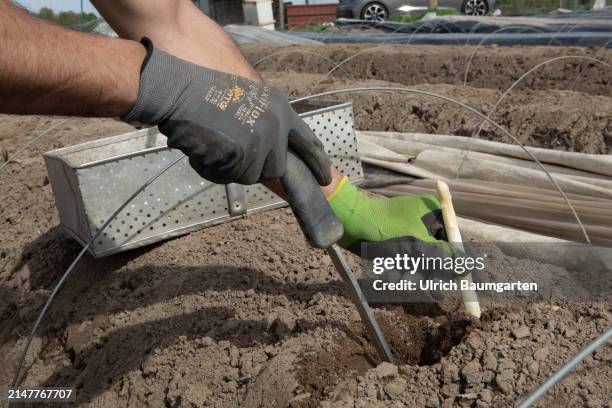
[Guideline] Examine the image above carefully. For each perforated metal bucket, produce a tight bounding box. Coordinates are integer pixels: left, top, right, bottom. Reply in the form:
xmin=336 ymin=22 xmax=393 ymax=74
xmin=44 ymin=100 xmax=363 ymax=257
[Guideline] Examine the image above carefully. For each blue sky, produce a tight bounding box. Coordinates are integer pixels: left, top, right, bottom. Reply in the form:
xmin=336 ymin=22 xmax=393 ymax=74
xmin=16 ymin=0 xmax=99 ymax=14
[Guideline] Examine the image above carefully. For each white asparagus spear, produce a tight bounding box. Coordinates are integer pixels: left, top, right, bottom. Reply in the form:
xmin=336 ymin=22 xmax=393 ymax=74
xmin=436 ymin=180 xmax=482 ymax=319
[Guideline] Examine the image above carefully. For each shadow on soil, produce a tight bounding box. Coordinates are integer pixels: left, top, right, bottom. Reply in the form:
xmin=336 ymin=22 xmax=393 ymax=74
xmin=4 ymin=227 xmax=358 ymax=404
xmin=6 ymin=225 xmax=345 ymax=329
xmin=39 ymin=304 xmax=362 ymax=404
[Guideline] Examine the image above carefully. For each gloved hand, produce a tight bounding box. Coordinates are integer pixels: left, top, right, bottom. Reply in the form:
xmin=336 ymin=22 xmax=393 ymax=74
xmin=329 ymin=177 xmax=459 ymax=302
xmin=123 ymin=38 xmax=331 ymax=186
xmin=328 ymin=177 xmax=456 ymax=257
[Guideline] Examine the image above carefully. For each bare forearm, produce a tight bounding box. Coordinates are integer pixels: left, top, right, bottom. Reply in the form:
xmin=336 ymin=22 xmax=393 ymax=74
xmin=0 ymin=0 xmax=145 ymax=116
xmin=91 ymin=0 xmax=259 ymax=80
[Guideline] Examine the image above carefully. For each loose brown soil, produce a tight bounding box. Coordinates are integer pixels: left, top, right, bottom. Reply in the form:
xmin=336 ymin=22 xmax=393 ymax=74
xmin=1 ymin=44 xmax=611 ymax=408
xmin=244 ymin=44 xmax=612 ymax=96
xmin=265 ymin=74 xmax=612 ymax=154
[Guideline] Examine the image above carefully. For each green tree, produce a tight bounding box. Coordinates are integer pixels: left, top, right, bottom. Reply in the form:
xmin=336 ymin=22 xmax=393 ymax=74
xmin=37 ymin=7 xmax=98 ymax=31
xmin=37 ymin=7 xmax=55 ymax=21
xmin=82 ymin=12 xmax=98 ymax=27
xmin=57 ymin=11 xmax=80 ymax=26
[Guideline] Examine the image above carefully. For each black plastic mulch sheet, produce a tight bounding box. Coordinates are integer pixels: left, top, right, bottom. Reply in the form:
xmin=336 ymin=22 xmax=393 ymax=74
xmin=334 ymin=17 xmax=612 ymax=34
xmin=291 ymin=19 xmax=612 ymax=47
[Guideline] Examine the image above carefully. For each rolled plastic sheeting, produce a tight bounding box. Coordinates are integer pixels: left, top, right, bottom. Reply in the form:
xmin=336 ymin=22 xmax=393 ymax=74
xmin=359 ymin=132 xmax=612 ymax=181
xmin=358 ymin=131 xmax=612 ymax=245
xmin=457 ymin=217 xmax=564 ymax=243
xmin=357 ymin=131 xmax=612 ymax=199
xmin=358 ymin=131 xmax=612 ymax=178
xmin=372 ymin=181 xmax=612 ymax=246
xmin=361 ymin=149 xmax=612 ymax=200
xmin=419 ymin=149 xmax=612 ymax=200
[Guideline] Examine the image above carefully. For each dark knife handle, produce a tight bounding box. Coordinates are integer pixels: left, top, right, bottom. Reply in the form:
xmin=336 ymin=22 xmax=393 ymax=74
xmin=280 ymin=151 xmax=344 ymax=249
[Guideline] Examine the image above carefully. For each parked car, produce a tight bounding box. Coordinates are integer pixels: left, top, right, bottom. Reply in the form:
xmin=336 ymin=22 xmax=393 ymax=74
xmin=337 ymin=0 xmax=495 ymax=21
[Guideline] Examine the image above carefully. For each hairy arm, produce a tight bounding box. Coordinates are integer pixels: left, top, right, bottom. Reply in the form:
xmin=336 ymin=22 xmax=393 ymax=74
xmin=91 ymin=0 xmax=260 ymax=80
xmin=0 ymin=0 xmax=145 ymax=116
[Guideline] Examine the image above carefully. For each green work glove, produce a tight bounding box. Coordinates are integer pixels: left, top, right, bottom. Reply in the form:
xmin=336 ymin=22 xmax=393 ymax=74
xmin=328 ymin=177 xmax=456 ymax=257
xmin=329 ymin=178 xmax=462 ymax=302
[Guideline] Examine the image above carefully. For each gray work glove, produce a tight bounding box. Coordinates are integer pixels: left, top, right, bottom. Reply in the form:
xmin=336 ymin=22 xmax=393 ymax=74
xmin=123 ymin=38 xmax=332 ymax=186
